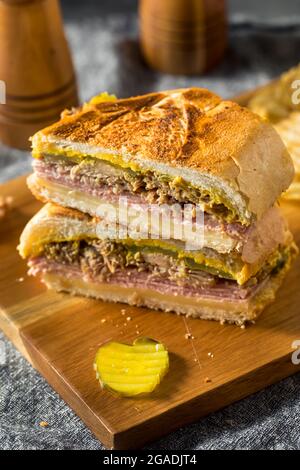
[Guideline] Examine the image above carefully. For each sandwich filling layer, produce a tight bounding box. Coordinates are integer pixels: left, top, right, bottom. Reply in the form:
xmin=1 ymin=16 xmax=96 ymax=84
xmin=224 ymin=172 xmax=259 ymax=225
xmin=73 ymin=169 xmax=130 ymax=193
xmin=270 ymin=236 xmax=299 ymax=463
xmin=27 ymin=173 xmax=291 ymax=277
xmin=32 ymin=154 xmax=243 ymax=224
xmin=27 ymin=238 xmax=294 ymax=303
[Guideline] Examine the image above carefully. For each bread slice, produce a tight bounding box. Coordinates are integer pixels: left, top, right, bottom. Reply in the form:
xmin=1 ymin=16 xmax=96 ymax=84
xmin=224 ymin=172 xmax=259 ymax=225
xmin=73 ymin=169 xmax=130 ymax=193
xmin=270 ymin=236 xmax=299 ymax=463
xmin=35 ymin=244 xmax=296 ymax=326
xmin=31 ymin=88 xmax=295 ymax=224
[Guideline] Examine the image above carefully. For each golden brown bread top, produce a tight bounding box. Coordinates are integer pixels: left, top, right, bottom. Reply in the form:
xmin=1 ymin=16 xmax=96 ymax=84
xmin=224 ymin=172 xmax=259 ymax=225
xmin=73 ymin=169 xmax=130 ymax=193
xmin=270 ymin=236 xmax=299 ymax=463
xmin=36 ymin=87 xmax=267 ymax=172
xmin=33 ymin=88 xmax=295 ymax=221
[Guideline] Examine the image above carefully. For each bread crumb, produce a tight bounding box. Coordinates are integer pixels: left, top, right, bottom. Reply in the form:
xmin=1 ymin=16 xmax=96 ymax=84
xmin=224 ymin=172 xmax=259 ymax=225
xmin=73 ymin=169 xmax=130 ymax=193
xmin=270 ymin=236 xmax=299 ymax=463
xmin=39 ymin=421 xmax=49 ymax=428
xmin=17 ymin=277 xmax=24 ymax=282
xmin=129 ymin=292 xmax=141 ymax=304
xmin=204 ymin=377 xmax=212 ymax=383
xmin=208 ymin=352 xmax=214 ymax=358
xmin=136 ymin=330 xmax=140 ymax=335
xmin=0 ymin=195 xmax=13 ymax=219
xmin=184 ymin=333 xmax=194 ymax=340
xmin=126 ymin=316 xmax=132 ymax=321
xmin=240 ymin=324 xmax=246 ymax=330
xmin=100 ymin=318 xmax=106 ymax=323
xmin=121 ymin=309 xmax=126 ymax=316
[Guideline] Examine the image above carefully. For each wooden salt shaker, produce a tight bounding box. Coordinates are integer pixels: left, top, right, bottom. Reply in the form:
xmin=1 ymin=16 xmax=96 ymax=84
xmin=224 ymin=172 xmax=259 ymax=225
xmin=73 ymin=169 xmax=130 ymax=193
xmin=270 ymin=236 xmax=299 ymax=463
xmin=0 ymin=0 xmax=78 ymax=150
xmin=139 ymin=0 xmax=228 ymax=75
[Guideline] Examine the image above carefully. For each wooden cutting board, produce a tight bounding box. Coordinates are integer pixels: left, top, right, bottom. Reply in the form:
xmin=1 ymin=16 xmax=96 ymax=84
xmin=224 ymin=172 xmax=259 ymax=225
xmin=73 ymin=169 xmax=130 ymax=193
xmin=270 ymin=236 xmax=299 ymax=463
xmin=1 ymin=169 xmax=300 ymax=448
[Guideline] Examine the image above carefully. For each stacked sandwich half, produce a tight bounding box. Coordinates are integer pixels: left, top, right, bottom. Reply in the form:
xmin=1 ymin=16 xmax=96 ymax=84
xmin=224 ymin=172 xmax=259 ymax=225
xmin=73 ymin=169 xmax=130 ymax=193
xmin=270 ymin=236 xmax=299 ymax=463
xmin=19 ymin=88 xmax=298 ymax=325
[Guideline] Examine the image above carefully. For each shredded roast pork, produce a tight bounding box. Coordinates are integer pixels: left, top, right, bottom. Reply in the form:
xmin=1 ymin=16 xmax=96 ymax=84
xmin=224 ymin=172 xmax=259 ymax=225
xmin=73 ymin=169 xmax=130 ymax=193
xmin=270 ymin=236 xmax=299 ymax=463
xmin=28 ymin=256 xmax=268 ymax=302
xmin=27 ymin=239 xmax=283 ymax=301
xmin=33 ymin=157 xmax=249 ymax=240
xmin=42 ymin=239 xmax=217 ymax=288
xmin=33 ymin=157 xmax=214 ymax=206
xmin=32 ymin=157 xmax=290 ymax=268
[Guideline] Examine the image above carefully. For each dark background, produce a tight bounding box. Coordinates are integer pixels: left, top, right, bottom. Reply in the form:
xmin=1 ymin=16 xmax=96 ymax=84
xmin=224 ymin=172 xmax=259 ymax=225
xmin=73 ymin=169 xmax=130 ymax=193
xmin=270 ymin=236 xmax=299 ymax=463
xmin=55 ymin=0 xmax=300 ymax=103
xmin=59 ymin=0 xmax=300 ymax=23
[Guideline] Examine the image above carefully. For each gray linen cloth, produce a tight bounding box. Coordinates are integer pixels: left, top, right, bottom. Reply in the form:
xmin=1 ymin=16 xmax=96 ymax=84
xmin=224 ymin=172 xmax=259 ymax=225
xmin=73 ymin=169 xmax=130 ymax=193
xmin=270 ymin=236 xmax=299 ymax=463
xmin=0 ymin=2 xmax=300 ymax=450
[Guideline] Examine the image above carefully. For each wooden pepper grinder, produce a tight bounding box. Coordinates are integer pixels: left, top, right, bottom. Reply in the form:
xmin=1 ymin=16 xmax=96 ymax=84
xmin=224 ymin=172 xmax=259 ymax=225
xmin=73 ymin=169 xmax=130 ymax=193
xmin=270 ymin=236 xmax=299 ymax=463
xmin=0 ymin=0 xmax=78 ymax=150
xmin=139 ymin=0 xmax=228 ymax=75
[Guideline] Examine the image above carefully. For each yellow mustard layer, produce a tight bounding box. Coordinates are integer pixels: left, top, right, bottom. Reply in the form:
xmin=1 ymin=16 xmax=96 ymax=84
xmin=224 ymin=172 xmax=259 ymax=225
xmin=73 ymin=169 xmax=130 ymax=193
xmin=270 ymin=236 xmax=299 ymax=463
xmin=28 ymin=232 xmax=285 ymax=286
xmin=32 ymin=143 xmax=141 ymax=172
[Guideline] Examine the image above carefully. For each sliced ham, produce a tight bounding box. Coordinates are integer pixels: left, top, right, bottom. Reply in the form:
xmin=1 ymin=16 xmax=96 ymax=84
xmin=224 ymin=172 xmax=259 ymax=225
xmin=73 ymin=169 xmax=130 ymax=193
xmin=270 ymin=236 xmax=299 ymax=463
xmin=33 ymin=159 xmax=248 ymax=238
xmin=28 ymin=257 xmax=268 ymax=302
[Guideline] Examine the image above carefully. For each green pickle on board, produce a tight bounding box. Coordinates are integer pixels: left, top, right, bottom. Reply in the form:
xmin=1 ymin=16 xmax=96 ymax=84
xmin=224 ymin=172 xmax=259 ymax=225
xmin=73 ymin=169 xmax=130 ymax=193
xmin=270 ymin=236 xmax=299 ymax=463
xmin=94 ymin=337 xmax=169 ymax=396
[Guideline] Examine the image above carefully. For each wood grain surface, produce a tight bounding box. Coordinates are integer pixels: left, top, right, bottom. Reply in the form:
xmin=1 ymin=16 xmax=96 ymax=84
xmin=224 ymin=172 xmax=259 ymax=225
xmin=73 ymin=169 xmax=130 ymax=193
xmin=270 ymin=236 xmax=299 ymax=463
xmin=0 ymin=167 xmax=299 ymax=449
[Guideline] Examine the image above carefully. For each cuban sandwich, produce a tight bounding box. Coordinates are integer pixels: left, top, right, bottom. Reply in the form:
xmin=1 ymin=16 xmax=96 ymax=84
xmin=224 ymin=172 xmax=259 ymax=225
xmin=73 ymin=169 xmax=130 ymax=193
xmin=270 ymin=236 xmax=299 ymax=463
xmin=18 ymin=88 xmax=298 ymax=325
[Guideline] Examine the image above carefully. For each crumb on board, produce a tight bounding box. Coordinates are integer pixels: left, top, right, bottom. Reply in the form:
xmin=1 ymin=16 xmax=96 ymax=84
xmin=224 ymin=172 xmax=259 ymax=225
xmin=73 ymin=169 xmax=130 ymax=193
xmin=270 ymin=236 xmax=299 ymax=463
xmin=184 ymin=333 xmax=195 ymax=340
xmin=121 ymin=309 xmax=126 ymax=316
xmin=204 ymin=377 xmax=212 ymax=383
xmin=126 ymin=316 xmax=132 ymax=321
xmin=39 ymin=421 xmax=49 ymax=428
xmin=100 ymin=318 xmax=106 ymax=323
xmin=0 ymin=195 xmax=13 ymax=219
xmin=17 ymin=277 xmax=24 ymax=282
xmin=240 ymin=324 xmax=246 ymax=330
xmin=208 ymin=352 xmax=214 ymax=358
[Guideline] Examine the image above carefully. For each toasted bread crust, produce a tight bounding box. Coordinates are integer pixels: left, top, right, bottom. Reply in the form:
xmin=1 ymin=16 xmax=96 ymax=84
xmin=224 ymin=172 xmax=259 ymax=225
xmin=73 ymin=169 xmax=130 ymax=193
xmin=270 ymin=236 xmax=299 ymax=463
xmin=33 ymin=88 xmax=280 ymax=171
xmin=32 ymin=88 xmax=294 ymax=220
xmin=37 ymin=88 xmax=221 ymax=168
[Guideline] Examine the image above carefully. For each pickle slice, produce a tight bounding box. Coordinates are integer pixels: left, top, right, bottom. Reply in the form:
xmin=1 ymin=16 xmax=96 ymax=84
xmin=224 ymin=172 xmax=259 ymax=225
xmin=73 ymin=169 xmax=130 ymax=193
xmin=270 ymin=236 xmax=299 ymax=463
xmin=94 ymin=337 xmax=169 ymax=396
